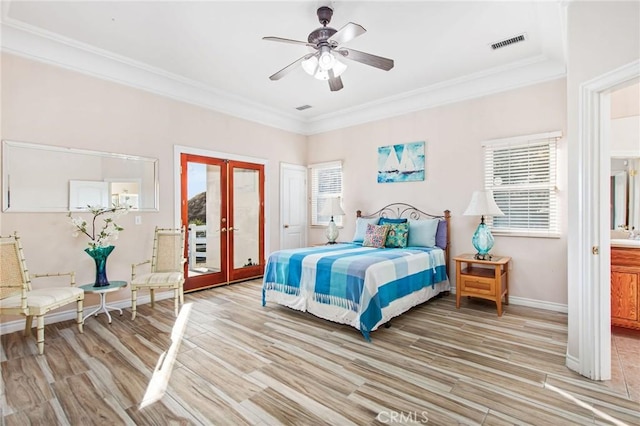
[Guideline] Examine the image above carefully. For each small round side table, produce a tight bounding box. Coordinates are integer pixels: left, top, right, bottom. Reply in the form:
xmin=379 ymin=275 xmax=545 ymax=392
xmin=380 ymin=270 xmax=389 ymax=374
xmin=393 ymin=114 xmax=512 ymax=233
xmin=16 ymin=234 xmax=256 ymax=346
xmin=79 ymin=280 xmax=127 ymax=324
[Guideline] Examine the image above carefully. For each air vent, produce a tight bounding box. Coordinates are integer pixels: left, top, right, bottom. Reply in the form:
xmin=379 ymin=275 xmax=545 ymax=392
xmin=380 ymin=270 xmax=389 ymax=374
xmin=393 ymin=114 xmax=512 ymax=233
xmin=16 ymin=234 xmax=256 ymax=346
xmin=295 ymin=105 xmax=312 ymax=111
xmin=490 ymin=33 xmax=527 ymax=50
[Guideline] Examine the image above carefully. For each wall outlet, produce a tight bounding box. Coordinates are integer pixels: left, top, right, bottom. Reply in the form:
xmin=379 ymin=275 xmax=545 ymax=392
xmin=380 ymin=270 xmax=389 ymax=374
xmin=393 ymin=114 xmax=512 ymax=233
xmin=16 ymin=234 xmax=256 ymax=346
xmin=135 ymin=216 xmax=142 ymax=225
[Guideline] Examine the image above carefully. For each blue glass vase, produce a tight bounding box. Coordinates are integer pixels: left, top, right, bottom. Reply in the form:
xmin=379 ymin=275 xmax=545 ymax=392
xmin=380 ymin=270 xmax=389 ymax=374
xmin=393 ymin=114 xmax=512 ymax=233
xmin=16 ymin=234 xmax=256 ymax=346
xmin=85 ymin=245 xmax=114 ymax=287
xmin=472 ymin=221 xmax=494 ymax=260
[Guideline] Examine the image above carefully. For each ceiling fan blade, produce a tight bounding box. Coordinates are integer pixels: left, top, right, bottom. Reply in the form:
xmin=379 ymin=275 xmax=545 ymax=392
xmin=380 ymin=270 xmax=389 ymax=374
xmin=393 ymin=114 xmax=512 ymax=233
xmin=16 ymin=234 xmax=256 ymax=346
xmin=336 ymin=48 xmax=394 ymax=71
xmin=329 ymin=22 xmax=366 ymax=45
xmin=263 ymin=36 xmax=313 ymax=47
xmin=268 ymin=53 xmax=315 ymax=81
xmin=328 ymin=70 xmax=344 ymax=92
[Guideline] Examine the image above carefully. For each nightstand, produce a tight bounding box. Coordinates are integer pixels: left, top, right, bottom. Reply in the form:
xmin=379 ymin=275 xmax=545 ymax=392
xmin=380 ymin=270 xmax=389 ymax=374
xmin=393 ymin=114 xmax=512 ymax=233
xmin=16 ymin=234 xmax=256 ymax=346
xmin=454 ymin=253 xmax=511 ymax=316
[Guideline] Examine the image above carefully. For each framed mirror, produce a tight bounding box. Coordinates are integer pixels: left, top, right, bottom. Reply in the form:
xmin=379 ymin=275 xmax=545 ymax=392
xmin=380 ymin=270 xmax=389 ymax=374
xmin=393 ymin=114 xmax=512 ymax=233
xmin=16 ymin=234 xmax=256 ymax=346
xmin=611 ymin=157 xmax=639 ymax=231
xmin=2 ymin=140 xmax=159 ymax=212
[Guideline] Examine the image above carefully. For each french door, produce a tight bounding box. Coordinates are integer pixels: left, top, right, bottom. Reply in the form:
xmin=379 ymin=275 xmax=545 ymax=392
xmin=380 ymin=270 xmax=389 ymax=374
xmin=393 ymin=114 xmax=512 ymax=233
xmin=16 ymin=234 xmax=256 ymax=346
xmin=180 ymin=153 xmax=265 ymax=291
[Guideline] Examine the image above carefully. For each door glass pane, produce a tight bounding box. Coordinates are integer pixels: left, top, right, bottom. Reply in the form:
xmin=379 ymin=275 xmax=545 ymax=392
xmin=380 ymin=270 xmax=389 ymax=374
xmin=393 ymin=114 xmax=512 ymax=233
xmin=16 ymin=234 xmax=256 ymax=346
xmin=187 ymin=162 xmax=221 ymax=277
xmin=233 ymin=168 xmax=259 ymax=269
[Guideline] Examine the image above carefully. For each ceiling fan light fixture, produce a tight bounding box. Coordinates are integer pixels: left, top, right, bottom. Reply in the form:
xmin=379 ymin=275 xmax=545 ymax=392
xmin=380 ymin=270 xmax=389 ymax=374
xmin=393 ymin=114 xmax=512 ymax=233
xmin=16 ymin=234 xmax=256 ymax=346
xmin=301 ymin=55 xmax=319 ymax=76
xmin=314 ymin=69 xmax=330 ymax=81
xmin=302 ymin=54 xmax=344 ymax=81
xmin=332 ymin=59 xmax=347 ymax=77
xmin=318 ymin=49 xmax=336 ymax=71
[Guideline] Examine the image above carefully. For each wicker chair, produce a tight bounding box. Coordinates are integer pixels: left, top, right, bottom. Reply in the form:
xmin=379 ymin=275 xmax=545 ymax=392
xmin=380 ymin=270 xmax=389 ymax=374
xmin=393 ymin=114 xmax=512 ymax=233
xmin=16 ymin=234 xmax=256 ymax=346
xmin=0 ymin=233 xmax=84 ymax=355
xmin=131 ymin=227 xmax=186 ymax=319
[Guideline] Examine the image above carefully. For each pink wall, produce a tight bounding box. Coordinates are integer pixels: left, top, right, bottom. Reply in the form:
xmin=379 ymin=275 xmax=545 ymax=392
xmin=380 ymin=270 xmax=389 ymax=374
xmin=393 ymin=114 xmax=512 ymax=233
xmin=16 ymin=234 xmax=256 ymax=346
xmin=0 ymin=53 xmax=307 ymax=311
xmin=307 ymin=79 xmax=568 ymax=305
xmin=611 ymin=82 xmax=640 ymax=118
xmin=0 ymin=52 xmax=569 ymax=318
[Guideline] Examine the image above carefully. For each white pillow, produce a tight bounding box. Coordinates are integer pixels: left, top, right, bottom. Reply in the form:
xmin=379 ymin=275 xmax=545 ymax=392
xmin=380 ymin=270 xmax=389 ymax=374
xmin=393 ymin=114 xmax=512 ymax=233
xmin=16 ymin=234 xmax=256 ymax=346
xmin=408 ymin=218 xmax=439 ymax=247
xmin=352 ymin=217 xmax=380 ymax=242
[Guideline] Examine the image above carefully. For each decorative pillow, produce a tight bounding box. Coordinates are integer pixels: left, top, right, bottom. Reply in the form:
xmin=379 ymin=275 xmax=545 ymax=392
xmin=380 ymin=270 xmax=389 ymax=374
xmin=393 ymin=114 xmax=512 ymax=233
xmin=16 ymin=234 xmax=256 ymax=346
xmin=385 ymin=222 xmax=409 ymax=248
xmin=435 ymin=220 xmax=448 ymax=249
xmin=352 ymin=217 xmax=380 ymax=242
xmin=407 ymin=218 xmax=439 ymax=248
xmin=363 ymin=224 xmax=390 ymax=248
xmin=379 ymin=217 xmax=408 ymax=224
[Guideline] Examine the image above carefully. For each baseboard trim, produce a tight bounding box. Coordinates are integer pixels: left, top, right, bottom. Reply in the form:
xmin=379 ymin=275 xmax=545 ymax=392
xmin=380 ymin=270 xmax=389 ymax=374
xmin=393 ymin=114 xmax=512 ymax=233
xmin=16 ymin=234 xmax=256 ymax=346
xmin=450 ymin=289 xmax=568 ymax=313
xmin=0 ymin=292 xmax=173 ymax=335
xmin=565 ymin=352 xmax=581 ymax=373
xmin=507 ymin=295 xmax=568 ymax=313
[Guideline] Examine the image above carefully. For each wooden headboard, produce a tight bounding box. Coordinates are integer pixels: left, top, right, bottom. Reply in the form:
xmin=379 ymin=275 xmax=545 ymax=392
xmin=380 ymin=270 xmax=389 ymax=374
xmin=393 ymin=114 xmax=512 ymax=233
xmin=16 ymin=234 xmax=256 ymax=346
xmin=356 ymin=203 xmax=451 ymax=276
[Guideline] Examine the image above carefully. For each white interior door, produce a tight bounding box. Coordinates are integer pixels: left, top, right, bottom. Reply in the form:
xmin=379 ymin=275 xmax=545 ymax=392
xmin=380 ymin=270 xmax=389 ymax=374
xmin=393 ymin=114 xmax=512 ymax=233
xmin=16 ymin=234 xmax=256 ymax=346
xmin=280 ymin=163 xmax=307 ymax=249
xmin=575 ymin=61 xmax=638 ymax=380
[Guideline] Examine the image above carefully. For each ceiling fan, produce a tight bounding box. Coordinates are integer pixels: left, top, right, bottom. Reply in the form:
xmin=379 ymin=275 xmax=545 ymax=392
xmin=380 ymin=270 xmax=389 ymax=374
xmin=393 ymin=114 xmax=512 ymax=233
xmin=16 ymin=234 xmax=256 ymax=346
xmin=263 ymin=5 xmax=394 ymax=92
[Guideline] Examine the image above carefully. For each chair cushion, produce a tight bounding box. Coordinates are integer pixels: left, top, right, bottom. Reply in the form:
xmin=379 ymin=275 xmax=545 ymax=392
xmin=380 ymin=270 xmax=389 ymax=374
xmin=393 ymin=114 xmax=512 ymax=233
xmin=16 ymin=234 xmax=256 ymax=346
xmin=1 ymin=287 xmax=83 ymax=313
xmin=131 ymin=272 xmax=184 ymax=287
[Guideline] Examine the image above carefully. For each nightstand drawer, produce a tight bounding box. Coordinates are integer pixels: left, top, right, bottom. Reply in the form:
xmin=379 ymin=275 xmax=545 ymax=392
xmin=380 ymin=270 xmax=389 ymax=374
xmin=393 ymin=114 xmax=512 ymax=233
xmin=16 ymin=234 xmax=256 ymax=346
xmin=460 ymin=275 xmax=495 ymax=295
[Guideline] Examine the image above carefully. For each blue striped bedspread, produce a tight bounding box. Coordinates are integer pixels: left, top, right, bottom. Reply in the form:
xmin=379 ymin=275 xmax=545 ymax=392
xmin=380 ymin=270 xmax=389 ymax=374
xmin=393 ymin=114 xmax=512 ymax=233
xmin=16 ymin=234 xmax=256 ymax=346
xmin=262 ymin=243 xmax=448 ymax=340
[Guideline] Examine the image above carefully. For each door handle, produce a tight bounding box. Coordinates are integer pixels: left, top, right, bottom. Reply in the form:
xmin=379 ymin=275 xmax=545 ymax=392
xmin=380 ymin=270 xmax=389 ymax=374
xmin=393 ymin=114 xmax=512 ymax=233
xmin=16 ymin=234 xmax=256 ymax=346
xmin=229 ymin=227 xmax=234 ymax=232
xmin=284 ymin=224 xmax=289 ymax=228
xmin=221 ymin=227 xmax=227 ymax=232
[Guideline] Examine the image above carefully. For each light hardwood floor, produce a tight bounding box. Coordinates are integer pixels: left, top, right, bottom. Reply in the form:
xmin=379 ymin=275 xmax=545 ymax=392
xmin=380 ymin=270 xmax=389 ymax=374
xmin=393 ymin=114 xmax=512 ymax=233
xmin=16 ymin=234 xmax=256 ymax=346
xmin=1 ymin=279 xmax=639 ymax=425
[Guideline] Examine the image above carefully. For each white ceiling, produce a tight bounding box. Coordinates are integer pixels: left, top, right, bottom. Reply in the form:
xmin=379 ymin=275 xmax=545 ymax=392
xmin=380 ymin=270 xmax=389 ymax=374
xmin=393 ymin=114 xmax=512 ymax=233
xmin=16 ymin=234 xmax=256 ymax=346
xmin=1 ymin=1 xmax=566 ymax=134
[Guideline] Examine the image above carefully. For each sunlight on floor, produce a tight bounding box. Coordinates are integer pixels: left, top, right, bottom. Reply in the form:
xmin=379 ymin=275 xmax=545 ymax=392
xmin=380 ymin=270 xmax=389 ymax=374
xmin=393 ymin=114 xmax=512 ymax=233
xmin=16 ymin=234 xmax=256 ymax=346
xmin=139 ymin=302 xmax=193 ymax=409
xmin=544 ymin=382 xmax=628 ymax=426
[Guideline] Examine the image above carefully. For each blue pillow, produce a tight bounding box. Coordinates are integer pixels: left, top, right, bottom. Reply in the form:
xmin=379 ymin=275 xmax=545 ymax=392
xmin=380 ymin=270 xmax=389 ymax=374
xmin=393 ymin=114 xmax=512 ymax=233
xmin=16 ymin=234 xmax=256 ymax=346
xmin=407 ymin=218 xmax=439 ymax=248
xmin=352 ymin=217 xmax=380 ymax=242
xmin=379 ymin=217 xmax=408 ymax=224
xmin=435 ymin=220 xmax=447 ymax=249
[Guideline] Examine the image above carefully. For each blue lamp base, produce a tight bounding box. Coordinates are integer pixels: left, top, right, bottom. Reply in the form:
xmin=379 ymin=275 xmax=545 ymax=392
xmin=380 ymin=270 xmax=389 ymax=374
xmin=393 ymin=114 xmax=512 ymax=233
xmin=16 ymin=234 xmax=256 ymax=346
xmin=472 ymin=217 xmax=495 ymax=260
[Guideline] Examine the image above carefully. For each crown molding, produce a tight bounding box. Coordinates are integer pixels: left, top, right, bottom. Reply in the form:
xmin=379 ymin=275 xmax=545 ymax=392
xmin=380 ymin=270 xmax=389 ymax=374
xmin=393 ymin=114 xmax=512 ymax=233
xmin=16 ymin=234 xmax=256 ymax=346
xmin=305 ymin=56 xmax=566 ymax=134
xmin=0 ymin=21 xmax=308 ymax=135
xmin=1 ymin=20 xmax=566 ymax=136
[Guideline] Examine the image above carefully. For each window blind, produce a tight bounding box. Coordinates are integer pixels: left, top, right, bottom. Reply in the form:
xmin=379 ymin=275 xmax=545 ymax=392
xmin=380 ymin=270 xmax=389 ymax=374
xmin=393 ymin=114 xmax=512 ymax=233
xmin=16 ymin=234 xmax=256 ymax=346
xmin=483 ymin=131 xmax=561 ymax=237
xmin=309 ymin=161 xmax=343 ymax=226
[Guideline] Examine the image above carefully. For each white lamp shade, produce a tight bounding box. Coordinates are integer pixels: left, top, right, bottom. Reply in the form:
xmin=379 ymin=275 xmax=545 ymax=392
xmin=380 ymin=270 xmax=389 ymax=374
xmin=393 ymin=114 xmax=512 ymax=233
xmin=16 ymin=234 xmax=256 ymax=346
xmin=332 ymin=59 xmax=347 ymax=77
xmin=320 ymin=197 xmax=346 ymax=217
xmin=318 ymin=50 xmax=336 ymax=70
xmin=463 ymin=190 xmax=505 ymax=217
xmin=301 ymin=56 xmax=319 ymax=76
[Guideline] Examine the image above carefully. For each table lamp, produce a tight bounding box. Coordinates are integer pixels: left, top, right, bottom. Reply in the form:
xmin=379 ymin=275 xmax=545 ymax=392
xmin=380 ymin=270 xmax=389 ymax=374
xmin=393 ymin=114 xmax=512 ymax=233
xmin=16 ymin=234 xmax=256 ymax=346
xmin=319 ymin=197 xmax=345 ymax=244
xmin=463 ymin=190 xmax=504 ymax=260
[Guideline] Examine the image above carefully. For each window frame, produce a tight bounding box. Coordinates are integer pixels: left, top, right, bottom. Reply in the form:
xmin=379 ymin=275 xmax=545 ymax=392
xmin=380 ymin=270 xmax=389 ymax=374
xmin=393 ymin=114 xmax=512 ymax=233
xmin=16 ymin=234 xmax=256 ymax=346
xmin=482 ymin=131 xmax=561 ymax=238
xmin=309 ymin=160 xmax=343 ymax=227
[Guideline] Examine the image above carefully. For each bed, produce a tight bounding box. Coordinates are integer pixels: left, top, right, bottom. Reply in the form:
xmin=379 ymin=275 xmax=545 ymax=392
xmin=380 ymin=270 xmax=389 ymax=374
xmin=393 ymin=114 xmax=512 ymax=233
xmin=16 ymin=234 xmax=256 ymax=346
xmin=262 ymin=203 xmax=451 ymax=340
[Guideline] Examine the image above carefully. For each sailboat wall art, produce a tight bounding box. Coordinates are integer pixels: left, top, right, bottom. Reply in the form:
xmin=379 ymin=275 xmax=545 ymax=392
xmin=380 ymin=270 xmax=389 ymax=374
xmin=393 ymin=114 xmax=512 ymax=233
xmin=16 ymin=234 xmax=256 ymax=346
xmin=377 ymin=141 xmax=425 ymax=183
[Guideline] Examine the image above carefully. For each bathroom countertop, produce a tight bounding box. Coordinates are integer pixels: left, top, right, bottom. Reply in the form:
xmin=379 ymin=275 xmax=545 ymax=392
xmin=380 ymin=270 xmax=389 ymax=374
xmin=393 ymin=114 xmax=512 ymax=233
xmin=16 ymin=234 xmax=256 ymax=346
xmin=611 ymin=239 xmax=640 ymax=248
